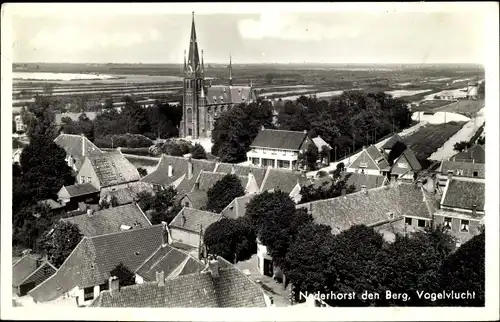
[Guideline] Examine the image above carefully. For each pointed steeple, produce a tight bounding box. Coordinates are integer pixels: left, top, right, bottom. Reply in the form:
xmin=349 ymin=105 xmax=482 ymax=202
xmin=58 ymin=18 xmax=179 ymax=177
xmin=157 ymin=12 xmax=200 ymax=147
xmin=183 ymin=50 xmax=187 ymax=73
xmin=201 ymin=49 xmax=204 ymax=75
xmin=229 ymin=55 xmax=233 ymax=86
xmin=187 ymin=11 xmax=201 ymax=76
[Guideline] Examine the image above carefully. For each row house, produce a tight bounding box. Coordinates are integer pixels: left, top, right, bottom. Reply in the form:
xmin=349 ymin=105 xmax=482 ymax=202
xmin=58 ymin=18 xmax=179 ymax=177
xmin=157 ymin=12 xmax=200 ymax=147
xmin=90 ymin=256 xmax=270 ymax=308
xmin=434 ymin=177 xmax=485 ymax=246
xmin=28 ymin=224 xmax=203 ymax=307
xmin=12 ymin=253 xmax=56 ymax=297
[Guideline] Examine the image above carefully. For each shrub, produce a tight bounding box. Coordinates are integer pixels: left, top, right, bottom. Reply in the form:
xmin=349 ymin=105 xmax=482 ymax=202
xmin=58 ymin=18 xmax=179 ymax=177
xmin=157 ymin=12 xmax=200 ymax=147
xmin=94 ymin=134 xmax=153 ymax=148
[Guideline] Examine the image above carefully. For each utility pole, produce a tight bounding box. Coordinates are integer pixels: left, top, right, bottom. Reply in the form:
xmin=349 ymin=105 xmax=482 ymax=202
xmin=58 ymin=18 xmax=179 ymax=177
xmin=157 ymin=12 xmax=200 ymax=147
xmin=334 ymin=145 xmax=337 ymax=162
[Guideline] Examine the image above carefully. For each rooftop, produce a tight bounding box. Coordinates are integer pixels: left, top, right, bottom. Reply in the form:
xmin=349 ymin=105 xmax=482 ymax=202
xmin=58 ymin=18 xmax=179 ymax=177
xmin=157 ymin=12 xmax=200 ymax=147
xmin=260 ymin=168 xmax=308 ymax=194
xmin=449 ymin=145 xmax=485 ymax=164
xmin=90 ymin=257 xmax=267 ymax=308
xmin=170 ymin=207 xmax=222 ymax=233
xmin=250 ymin=129 xmax=308 ymax=151
xmin=381 ymin=133 xmax=403 ymax=150
xmin=297 ymin=182 xmax=433 ymax=234
xmin=88 ymin=151 xmax=140 ymax=188
xmin=54 ymin=134 xmax=103 ymax=171
xmin=220 ymin=194 xmax=256 ymax=219
xmin=214 ymin=163 xmax=268 ymax=189
xmin=205 ymin=85 xmax=254 ymax=105
xmin=181 ymin=190 xmax=208 ymax=209
xmin=440 ymin=160 xmax=485 ymax=179
xmin=60 ymin=203 xmax=151 ymax=237
xmin=61 ymin=183 xmax=100 ymax=198
xmin=442 ymin=178 xmax=485 ymax=212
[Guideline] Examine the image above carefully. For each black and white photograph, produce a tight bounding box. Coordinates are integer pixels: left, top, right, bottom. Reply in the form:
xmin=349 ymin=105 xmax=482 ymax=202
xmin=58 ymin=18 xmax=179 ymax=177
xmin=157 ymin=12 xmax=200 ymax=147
xmin=1 ymin=2 xmax=498 ymax=320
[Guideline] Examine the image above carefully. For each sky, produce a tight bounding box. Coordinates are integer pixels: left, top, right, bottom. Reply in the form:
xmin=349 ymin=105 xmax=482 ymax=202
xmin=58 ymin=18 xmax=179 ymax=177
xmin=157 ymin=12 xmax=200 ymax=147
xmin=5 ymin=2 xmax=491 ymax=65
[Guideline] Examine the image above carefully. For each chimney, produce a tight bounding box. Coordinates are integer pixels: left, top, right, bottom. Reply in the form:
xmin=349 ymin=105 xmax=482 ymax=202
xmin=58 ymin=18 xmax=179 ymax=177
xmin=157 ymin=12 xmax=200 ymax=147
xmin=231 ymin=164 xmax=236 ymax=174
xmin=207 ymin=256 xmax=220 ymax=278
xmin=167 ymin=163 xmax=173 ymax=177
xmin=261 ymin=125 xmax=265 ymax=131
xmin=447 ymin=172 xmax=453 ymax=181
xmin=303 ymin=130 xmax=307 ymax=134
xmin=472 ymin=204 xmax=477 ymax=216
xmin=194 ymin=181 xmax=200 ymax=191
xmin=156 ymin=271 xmax=165 ymax=286
xmin=161 ymin=221 xmax=169 ymax=247
xmin=81 ymin=133 xmax=85 ymax=157
xmin=181 ymin=213 xmax=186 ymax=227
xmin=109 ymin=276 xmax=119 ymax=294
xmin=188 ymin=157 xmax=193 ymax=180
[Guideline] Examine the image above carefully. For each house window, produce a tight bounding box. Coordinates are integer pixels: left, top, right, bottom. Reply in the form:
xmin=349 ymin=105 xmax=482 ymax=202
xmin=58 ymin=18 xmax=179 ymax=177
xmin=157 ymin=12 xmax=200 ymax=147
xmin=100 ymin=282 xmax=109 ymax=292
xmin=83 ymin=286 xmax=94 ymax=301
xmin=184 ymin=202 xmax=190 ymax=207
xmin=444 ymin=217 xmax=452 ymax=229
xmin=80 ymin=176 xmax=85 ymax=184
xmin=417 ymin=219 xmax=426 ymax=228
xmin=461 ymin=220 xmax=470 ymax=232
xmin=405 ymin=217 xmax=412 ymax=226
xmin=473 ymin=171 xmax=478 ymax=177
xmin=87 ymin=177 xmax=91 ymax=183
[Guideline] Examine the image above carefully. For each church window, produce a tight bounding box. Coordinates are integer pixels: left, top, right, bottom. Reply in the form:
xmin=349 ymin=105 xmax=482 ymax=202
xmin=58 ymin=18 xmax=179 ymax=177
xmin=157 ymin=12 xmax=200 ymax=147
xmin=186 ymin=108 xmax=193 ymax=123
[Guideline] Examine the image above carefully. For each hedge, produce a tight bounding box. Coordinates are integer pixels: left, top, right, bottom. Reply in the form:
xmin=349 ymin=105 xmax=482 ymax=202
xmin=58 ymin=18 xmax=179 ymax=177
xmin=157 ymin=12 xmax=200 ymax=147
xmin=94 ymin=133 xmax=153 ymax=148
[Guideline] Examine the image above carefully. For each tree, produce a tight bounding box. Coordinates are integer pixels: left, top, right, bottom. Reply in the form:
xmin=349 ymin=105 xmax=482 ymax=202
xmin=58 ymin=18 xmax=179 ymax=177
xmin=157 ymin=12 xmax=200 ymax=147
xmin=13 ymin=119 xmax=17 ymax=133
xmin=283 ymin=222 xmax=336 ymax=301
xmin=137 ymin=167 xmax=148 ymax=177
xmin=245 ymin=190 xmax=296 ymax=229
xmin=301 ymin=144 xmax=319 ymax=170
xmin=110 ymin=263 xmax=136 ymax=287
xmin=387 ymin=141 xmax=407 ymax=166
xmin=104 ymin=98 xmax=114 ymax=109
xmin=299 ymin=172 xmax=355 ymax=204
xmin=434 ymin=231 xmax=485 ymax=306
xmin=190 ymin=143 xmax=207 ymax=159
xmin=135 ymin=187 xmax=182 ymax=225
xmin=121 ymin=96 xmax=150 ymax=134
xmin=453 ymin=141 xmax=471 ymax=152
xmin=376 ymin=225 xmax=456 ymax=306
xmin=319 ymin=145 xmax=330 ymax=164
xmin=99 ymin=195 xmax=119 ymax=210
xmin=211 ymin=102 xmax=274 ymax=163
xmin=38 ymin=221 xmax=83 ymax=268
xmin=204 ymin=217 xmax=256 ymax=263
xmin=206 ymin=174 xmax=245 ymax=213
xmin=477 ymin=136 xmax=485 ymax=145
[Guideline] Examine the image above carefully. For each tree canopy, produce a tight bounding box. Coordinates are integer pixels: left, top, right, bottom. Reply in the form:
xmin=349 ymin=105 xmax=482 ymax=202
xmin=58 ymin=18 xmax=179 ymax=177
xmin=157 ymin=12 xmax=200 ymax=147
xmin=211 ymin=101 xmax=274 ymax=163
xmin=203 ymin=217 xmax=256 ymax=263
xmin=206 ymin=174 xmax=245 ymax=213
xmin=136 ymin=187 xmax=181 ymax=225
xmin=299 ymin=172 xmax=356 ymax=204
xmin=110 ymin=263 xmax=136 ymax=287
xmin=38 ymin=221 xmax=83 ymax=268
xmin=190 ymin=143 xmax=207 ymax=159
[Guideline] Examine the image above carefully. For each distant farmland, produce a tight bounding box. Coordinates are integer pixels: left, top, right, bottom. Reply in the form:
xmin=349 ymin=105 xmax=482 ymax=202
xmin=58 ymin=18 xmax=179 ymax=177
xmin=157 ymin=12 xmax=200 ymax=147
xmin=403 ymin=122 xmax=467 ymax=160
xmin=435 ymin=99 xmax=485 ymax=118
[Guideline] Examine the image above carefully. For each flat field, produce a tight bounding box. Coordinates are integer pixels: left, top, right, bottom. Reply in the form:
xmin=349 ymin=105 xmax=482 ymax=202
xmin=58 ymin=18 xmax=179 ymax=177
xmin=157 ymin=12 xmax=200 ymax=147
xmin=411 ymin=100 xmax=455 ymax=112
xmin=403 ymin=121 xmax=466 ymax=160
xmin=434 ymin=99 xmax=485 ymax=117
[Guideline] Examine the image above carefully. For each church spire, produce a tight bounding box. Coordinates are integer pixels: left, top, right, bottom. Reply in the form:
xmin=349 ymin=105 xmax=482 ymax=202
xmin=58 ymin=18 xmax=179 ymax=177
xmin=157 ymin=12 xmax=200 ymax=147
xmin=201 ymin=49 xmax=204 ymax=75
xmin=187 ymin=11 xmax=201 ymax=76
xmin=183 ymin=50 xmax=187 ymax=73
xmin=229 ymin=55 xmax=233 ymax=86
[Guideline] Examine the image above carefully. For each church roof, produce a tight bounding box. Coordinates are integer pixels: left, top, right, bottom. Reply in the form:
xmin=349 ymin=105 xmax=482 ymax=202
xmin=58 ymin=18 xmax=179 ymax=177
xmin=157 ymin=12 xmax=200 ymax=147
xmin=205 ymin=86 xmax=252 ymax=105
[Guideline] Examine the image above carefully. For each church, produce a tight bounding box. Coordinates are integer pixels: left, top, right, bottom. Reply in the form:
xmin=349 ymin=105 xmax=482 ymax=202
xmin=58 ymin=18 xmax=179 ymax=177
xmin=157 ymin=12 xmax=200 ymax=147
xmin=179 ymin=13 xmax=256 ymax=139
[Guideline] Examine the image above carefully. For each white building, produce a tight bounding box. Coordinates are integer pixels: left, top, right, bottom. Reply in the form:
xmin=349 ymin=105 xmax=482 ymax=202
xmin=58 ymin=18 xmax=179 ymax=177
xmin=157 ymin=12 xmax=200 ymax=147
xmin=246 ymin=129 xmax=313 ymax=170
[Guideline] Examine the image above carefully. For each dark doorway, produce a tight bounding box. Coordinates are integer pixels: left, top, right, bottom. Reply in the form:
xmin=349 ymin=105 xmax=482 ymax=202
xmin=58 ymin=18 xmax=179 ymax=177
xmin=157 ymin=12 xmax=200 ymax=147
xmin=263 ymin=259 xmax=273 ymax=277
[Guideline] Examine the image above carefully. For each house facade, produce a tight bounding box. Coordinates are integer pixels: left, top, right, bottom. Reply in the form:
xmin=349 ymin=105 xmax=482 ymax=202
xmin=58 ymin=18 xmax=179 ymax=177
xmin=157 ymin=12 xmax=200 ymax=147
xmin=434 ymin=177 xmax=485 ymax=245
xmin=346 ymin=145 xmax=391 ymax=176
xmin=246 ymin=129 xmax=312 ymax=170
xmin=169 ymin=207 xmax=222 ymax=249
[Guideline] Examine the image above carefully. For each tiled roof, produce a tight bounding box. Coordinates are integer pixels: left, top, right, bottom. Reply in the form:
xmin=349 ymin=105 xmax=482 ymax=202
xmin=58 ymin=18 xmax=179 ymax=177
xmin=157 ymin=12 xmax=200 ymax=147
xmin=221 ymin=194 xmax=256 ymax=219
xmin=250 ymin=129 xmax=307 ymax=150
xmin=196 ymin=171 xmax=248 ymax=192
xmin=260 ymin=168 xmax=307 ymax=193
xmin=29 ymin=225 xmax=166 ymax=302
xmin=170 ymin=207 xmax=222 ymax=233
xmin=366 ymin=145 xmax=391 ymax=170
xmin=442 ymin=179 xmax=485 ymax=211
xmin=381 ymin=134 xmax=403 ymax=150
xmin=343 ymin=172 xmax=386 ymax=192
xmin=38 ymin=199 xmax=64 ymax=210
xmin=181 ymin=190 xmax=208 ymax=209
xmin=440 ymin=161 xmax=485 ymax=178
xmin=141 ymin=155 xmax=217 ymax=195
xmin=391 ymin=148 xmax=422 ymax=174
xmin=102 ymin=182 xmax=156 ymax=205
xmin=205 ymin=85 xmax=253 ymax=105
xmin=450 ymin=145 xmax=485 ymax=163
xmin=62 ymin=183 xmax=100 ymax=197
xmin=54 ymin=134 xmax=103 ymax=171
xmin=312 ymin=136 xmax=332 ymax=150
xmin=297 ymin=183 xmax=433 ymax=234
xmin=60 ymin=203 xmax=151 ymax=237
xmin=18 ymin=262 xmax=57 ymax=288
xmin=90 ymin=258 xmax=267 ymax=308
xmin=135 ymin=246 xmax=204 ymax=282
xmin=12 ymin=255 xmax=39 ymax=287
xmin=215 ymin=163 xmax=268 ymax=189
xmin=89 ymin=151 xmax=140 ymax=188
